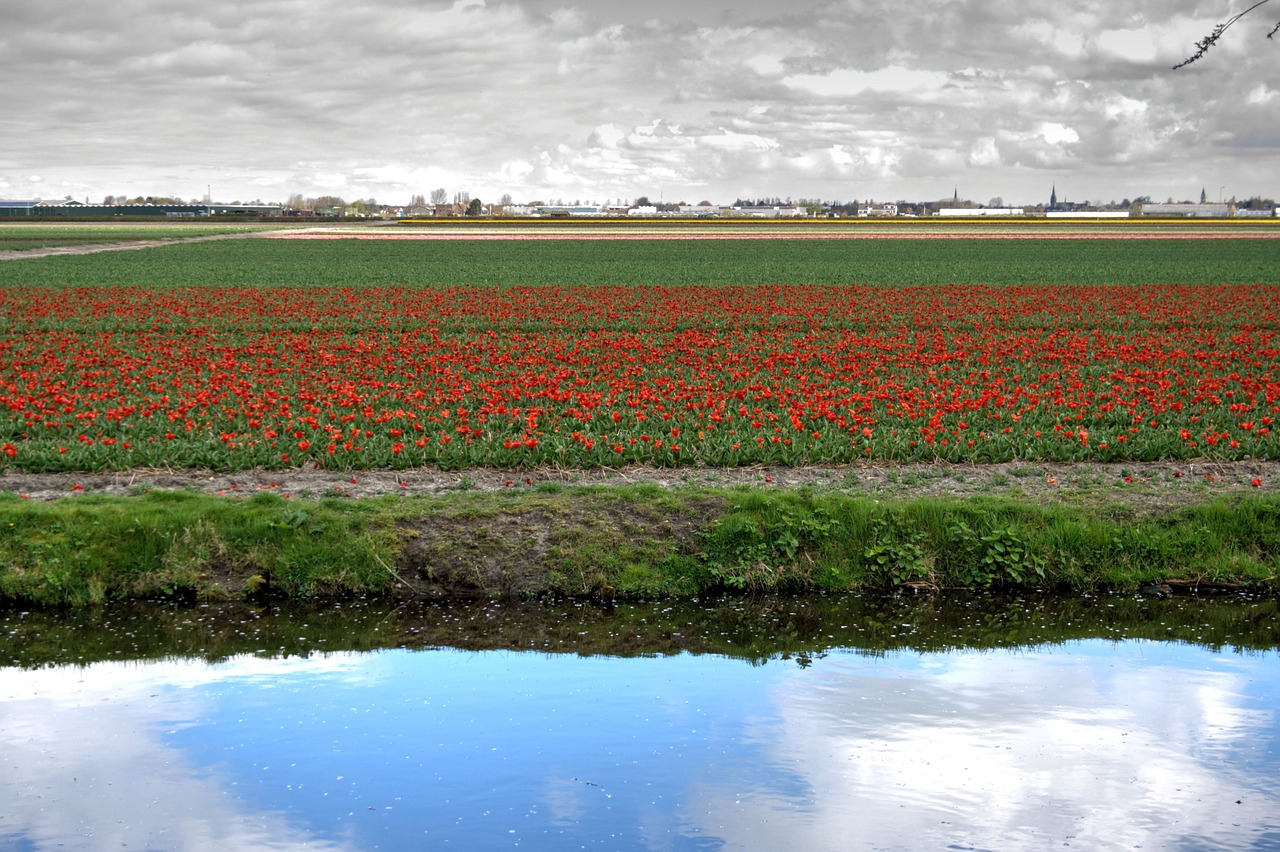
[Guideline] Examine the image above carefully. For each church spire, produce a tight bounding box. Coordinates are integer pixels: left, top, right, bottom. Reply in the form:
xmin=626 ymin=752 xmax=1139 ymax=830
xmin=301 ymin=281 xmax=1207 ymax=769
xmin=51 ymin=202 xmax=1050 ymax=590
xmin=1050 ymin=184 xmax=1057 ymax=210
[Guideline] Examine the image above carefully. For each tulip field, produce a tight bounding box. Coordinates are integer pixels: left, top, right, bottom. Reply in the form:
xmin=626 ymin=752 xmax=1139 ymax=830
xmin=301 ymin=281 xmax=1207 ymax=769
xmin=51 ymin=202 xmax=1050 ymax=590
xmin=1 ymin=232 xmax=1278 ymax=472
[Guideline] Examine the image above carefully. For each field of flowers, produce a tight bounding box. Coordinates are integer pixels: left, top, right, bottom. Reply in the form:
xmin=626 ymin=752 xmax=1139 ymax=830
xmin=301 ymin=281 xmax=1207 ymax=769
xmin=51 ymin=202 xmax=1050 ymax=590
xmin=1 ymin=237 xmax=1278 ymax=472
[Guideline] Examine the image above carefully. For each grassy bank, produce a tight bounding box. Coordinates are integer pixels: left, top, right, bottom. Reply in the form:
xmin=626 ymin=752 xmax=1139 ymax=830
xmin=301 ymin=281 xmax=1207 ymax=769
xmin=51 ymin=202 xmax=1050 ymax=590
xmin=2 ymin=485 xmax=1276 ymax=606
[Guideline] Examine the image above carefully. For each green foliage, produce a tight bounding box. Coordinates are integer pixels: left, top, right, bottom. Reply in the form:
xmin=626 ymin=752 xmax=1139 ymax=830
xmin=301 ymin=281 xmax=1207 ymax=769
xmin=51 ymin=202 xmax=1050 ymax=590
xmin=862 ymin=514 xmax=931 ymax=585
xmin=944 ymin=520 xmax=1046 ymax=587
xmin=0 ymin=490 xmax=395 ymax=605
xmin=698 ymin=493 xmax=840 ymax=591
xmin=2 ymin=488 xmax=1280 ymax=606
xmin=3 ymin=235 xmax=1278 ymax=289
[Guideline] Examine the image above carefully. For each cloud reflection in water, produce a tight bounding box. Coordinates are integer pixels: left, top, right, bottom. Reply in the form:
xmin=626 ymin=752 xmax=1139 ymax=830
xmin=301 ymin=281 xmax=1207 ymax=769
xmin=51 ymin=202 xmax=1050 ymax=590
xmin=705 ymin=642 xmax=1278 ymax=850
xmin=1 ymin=641 xmax=1276 ymax=851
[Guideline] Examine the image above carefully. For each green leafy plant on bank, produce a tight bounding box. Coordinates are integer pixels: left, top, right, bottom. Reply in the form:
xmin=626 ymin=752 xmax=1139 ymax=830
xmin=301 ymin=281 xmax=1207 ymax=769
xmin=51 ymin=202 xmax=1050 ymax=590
xmin=862 ymin=514 xmax=932 ymax=586
xmin=698 ymin=493 xmax=840 ymax=591
xmin=944 ymin=520 xmax=1046 ymax=587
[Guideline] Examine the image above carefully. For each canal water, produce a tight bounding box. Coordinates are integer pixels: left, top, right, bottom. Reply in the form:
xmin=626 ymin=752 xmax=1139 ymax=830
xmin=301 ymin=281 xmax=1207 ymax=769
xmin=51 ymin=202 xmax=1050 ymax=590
xmin=2 ymin=594 xmax=1278 ymax=851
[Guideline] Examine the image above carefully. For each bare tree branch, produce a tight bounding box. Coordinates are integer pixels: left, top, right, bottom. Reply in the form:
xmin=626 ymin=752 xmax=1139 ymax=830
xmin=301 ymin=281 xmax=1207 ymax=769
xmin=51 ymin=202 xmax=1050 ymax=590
xmin=1175 ymin=0 xmax=1278 ymax=68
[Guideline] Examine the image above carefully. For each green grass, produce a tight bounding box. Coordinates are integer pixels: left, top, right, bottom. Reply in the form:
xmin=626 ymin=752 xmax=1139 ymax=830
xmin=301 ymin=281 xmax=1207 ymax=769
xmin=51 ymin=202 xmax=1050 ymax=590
xmin=1 ymin=236 xmax=1278 ymax=287
xmin=2 ymin=487 xmax=1276 ymax=605
xmin=0 ymin=489 xmax=397 ymax=605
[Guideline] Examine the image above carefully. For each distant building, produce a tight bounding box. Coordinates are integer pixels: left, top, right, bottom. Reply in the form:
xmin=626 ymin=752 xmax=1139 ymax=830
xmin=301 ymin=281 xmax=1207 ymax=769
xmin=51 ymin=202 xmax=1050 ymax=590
xmin=729 ymin=205 xmax=804 ymax=218
xmin=539 ymin=205 xmax=606 ymax=217
xmin=938 ymin=207 xmax=1022 ymax=217
xmin=857 ymin=203 xmax=899 ymax=218
xmin=0 ymin=200 xmax=42 ymax=216
xmin=501 ymin=204 xmax=607 ymax=217
xmin=0 ymin=200 xmax=280 ymax=218
xmin=1138 ymin=202 xmax=1232 ymax=218
xmin=1045 ymin=211 xmax=1130 ymax=219
xmin=206 ymin=203 xmax=282 ymax=216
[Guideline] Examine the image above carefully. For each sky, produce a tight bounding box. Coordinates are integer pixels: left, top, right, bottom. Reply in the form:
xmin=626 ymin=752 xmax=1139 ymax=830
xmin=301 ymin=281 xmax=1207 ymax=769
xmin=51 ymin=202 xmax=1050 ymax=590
xmin=3 ymin=0 xmax=1278 ymax=207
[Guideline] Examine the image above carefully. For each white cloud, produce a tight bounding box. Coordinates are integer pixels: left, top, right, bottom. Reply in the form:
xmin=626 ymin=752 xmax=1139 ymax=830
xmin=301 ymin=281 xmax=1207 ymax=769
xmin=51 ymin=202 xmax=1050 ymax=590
xmin=1103 ymin=94 xmax=1149 ymax=119
xmin=968 ymin=136 xmax=1001 ymax=167
xmin=781 ymin=66 xmax=951 ymax=97
xmin=828 ymin=143 xmax=854 ymax=166
xmin=492 ymin=158 xmax=536 ymax=183
xmin=1015 ymin=20 xmax=1088 ymax=58
xmin=744 ymin=53 xmax=786 ymax=76
xmin=1038 ymin=121 xmax=1081 ymax=145
xmin=1247 ymin=84 xmax=1277 ymax=105
xmin=0 ymin=0 xmax=1276 ymax=204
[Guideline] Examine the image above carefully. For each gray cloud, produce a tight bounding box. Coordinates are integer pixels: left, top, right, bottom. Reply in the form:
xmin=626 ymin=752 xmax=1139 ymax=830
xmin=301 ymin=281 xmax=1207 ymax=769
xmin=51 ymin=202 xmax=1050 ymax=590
xmin=3 ymin=0 xmax=1277 ymax=204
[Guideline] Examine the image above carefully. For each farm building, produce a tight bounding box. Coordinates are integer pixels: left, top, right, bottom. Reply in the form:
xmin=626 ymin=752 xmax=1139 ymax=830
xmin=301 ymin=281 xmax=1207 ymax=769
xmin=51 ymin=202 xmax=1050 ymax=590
xmin=938 ymin=207 xmax=1023 ymax=217
xmin=0 ymin=200 xmax=281 ymax=218
xmin=729 ymin=205 xmax=805 ymax=218
xmin=0 ymin=201 xmax=44 ymax=217
xmin=1138 ymin=203 xmax=1232 ymax=218
xmin=1045 ymin=211 xmax=1131 ymax=218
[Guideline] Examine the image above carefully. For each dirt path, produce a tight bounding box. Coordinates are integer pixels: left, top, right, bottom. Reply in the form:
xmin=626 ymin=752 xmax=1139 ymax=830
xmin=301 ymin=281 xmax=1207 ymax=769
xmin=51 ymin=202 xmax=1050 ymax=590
xmin=3 ymin=460 xmax=1275 ymax=513
xmin=0 ymin=229 xmax=290 ymax=261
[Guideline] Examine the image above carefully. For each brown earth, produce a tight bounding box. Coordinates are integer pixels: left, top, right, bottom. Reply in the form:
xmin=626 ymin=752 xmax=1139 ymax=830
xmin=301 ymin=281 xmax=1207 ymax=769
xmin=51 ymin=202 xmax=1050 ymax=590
xmin=394 ymin=491 xmax=729 ymax=598
xmin=3 ymin=460 xmax=1275 ymax=513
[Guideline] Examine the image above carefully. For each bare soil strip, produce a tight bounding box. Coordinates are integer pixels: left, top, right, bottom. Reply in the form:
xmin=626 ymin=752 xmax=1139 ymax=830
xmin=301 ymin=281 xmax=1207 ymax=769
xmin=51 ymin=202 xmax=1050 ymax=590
xmin=3 ymin=460 xmax=1275 ymax=514
xmin=0 ymin=230 xmax=282 ymax=262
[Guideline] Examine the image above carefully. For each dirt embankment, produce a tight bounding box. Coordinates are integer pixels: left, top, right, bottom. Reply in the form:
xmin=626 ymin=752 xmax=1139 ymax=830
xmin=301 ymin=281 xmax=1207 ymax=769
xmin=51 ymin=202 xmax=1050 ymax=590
xmin=3 ymin=461 xmax=1276 ymax=601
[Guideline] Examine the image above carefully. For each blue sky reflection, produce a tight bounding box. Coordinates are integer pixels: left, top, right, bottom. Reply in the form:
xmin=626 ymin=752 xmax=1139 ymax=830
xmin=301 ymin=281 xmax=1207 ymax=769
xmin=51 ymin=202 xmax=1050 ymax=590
xmin=1 ymin=641 xmax=1277 ymax=851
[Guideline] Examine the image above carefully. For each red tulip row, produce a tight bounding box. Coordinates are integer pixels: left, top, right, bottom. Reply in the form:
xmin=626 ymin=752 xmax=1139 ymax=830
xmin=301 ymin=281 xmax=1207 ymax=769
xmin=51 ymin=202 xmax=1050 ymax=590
xmin=1 ymin=284 xmax=1276 ymax=471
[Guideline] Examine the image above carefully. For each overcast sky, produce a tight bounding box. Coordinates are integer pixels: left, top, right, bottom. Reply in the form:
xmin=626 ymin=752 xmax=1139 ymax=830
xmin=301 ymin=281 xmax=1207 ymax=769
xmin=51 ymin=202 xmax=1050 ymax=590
xmin=3 ymin=0 xmax=1278 ymax=206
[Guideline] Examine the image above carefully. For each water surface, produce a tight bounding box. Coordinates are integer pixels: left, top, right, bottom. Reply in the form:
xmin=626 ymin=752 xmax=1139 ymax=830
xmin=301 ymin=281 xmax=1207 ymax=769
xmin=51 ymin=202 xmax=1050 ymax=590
xmin=2 ymin=595 xmax=1277 ymax=850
